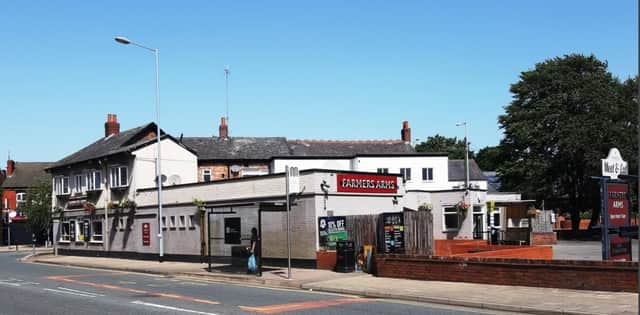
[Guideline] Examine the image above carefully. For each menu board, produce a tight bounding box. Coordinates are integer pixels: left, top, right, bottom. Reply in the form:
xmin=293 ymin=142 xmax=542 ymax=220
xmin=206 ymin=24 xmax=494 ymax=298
xmin=607 ymin=183 xmax=631 ymax=261
xmin=318 ymin=216 xmax=347 ymax=248
xmin=381 ymin=212 xmax=404 ymax=253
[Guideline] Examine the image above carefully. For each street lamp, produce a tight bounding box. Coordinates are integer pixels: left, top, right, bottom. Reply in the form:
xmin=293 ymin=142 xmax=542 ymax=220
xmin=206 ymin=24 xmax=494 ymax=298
xmin=456 ymin=122 xmax=470 ymax=193
xmin=115 ymin=36 xmax=164 ymax=262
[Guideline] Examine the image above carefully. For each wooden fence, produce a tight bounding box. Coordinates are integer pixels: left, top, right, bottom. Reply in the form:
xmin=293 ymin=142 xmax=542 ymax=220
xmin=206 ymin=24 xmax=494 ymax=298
xmin=345 ymin=210 xmax=433 ymax=255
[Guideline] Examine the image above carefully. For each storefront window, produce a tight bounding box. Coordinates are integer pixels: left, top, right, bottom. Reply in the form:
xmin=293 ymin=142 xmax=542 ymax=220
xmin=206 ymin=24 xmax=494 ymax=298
xmin=91 ymin=221 xmax=103 ymax=242
xmin=60 ymin=222 xmax=70 ymax=242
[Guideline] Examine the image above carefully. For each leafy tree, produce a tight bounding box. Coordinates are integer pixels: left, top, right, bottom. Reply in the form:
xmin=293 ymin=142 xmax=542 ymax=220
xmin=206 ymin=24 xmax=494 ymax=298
xmin=17 ymin=177 xmax=52 ymax=242
xmin=475 ymin=146 xmax=503 ymax=171
xmin=415 ymin=134 xmax=475 ymax=160
xmin=498 ymin=54 xmax=634 ymax=231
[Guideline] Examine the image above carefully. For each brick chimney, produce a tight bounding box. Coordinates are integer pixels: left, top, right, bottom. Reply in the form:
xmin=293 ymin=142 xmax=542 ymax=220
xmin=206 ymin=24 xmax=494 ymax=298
xmin=6 ymin=159 xmax=15 ymax=177
xmin=401 ymin=121 xmax=411 ymax=143
xmin=219 ymin=117 xmax=229 ymax=139
xmin=105 ymin=114 xmax=120 ymax=137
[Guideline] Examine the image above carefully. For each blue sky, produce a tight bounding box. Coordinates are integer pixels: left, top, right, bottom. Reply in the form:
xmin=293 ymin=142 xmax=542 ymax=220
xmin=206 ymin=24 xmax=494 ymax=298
xmin=1 ymin=1 xmax=636 ymax=162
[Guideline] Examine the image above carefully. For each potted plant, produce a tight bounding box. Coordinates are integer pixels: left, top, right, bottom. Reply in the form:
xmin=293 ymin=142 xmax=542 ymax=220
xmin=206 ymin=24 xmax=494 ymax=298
xmin=83 ymin=201 xmax=96 ymax=213
xmin=418 ymin=203 xmax=433 ymax=211
xmin=193 ymin=198 xmax=206 ymax=213
xmin=526 ymin=208 xmax=540 ymax=218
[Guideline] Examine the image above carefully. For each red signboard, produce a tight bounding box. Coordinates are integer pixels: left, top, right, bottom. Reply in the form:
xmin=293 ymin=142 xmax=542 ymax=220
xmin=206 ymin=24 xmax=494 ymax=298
xmin=142 ymin=223 xmax=151 ymax=246
xmin=336 ymin=173 xmax=398 ymax=194
xmin=607 ymin=183 xmax=630 ymax=261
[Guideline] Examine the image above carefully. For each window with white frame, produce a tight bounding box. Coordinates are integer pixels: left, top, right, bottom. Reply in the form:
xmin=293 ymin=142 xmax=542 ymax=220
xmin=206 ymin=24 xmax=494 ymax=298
xmin=60 ymin=222 xmax=71 ymax=242
xmin=188 ymin=215 xmax=196 ymax=228
xmin=110 ymin=166 xmax=128 ymax=188
xmin=161 ymin=216 xmax=167 ymax=229
xmin=86 ymin=170 xmax=102 ymax=191
xmin=422 ymin=167 xmax=434 ymax=181
xmin=443 ymin=207 xmax=460 ymax=231
xmin=203 ymin=169 xmax=211 ymax=182
xmin=400 ymin=168 xmax=411 ymax=181
xmin=76 ymin=220 xmax=89 ymax=242
xmin=16 ymin=193 xmax=26 ymax=205
xmin=91 ymin=221 xmax=103 ymax=242
xmin=178 ymin=215 xmax=186 ymax=228
xmin=169 ymin=216 xmax=176 ymax=228
xmin=74 ymin=174 xmax=85 ymax=194
xmin=377 ymin=168 xmax=389 ymax=174
xmin=54 ymin=176 xmax=70 ymax=195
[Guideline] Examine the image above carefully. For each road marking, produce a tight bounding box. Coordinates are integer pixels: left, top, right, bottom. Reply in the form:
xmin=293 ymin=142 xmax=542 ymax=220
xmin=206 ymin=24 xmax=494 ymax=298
xmin=0 ymin=281 xmax=21 ymax=286
xmin=43 ymin=288 xmax=98 ymax=298
xmin=131 ymin=301 xmax=219 ymax=315
xmin=239 ymin=297 xmax=370 ymax=314
xmin=45 ymin=275 xmax=219 ymax=305
xmin=179 ymin=281 xmax=207 ymax=286
xmin=58 ymin=287 xmax=104 ymax=296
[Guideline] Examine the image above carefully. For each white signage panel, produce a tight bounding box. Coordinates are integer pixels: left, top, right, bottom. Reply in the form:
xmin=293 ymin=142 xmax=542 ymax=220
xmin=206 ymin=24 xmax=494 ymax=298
xmin=601 ymin=148 xmax=628 ymax=180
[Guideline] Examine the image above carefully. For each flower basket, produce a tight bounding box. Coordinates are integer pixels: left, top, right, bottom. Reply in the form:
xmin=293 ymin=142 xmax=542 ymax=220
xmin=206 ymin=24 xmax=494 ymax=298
xmin=456 ymin=201 xmax=470 ymax=213
xmin=418 ymin=203 xmax=433 ymax=211
xmin=83 ymin=202 xmax=96 ymax=213
xmin=527 ymin=209 xmax=540 ymax=218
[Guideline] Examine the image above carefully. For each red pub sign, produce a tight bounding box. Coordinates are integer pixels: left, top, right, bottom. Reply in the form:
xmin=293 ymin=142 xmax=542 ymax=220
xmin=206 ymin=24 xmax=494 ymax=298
xmin=336 ymin=173 xmax=398 ymax=194
xmin=607 ymin=183 xmax=630 ymax=261
xmin=142 ymin=222 xmax=151 ymax=246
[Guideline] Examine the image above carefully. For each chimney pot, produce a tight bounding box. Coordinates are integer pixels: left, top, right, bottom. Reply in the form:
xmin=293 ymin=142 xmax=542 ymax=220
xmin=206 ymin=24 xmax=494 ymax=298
xmin=219 ymin=117 xmax=229 ymax=139
xmin=105 ymin=113 xmax=120 ymax=137
xmin=6 ymin=159 xmax=15 ymax=177
xmin=401 ymin=120 xmax=411 ymax=143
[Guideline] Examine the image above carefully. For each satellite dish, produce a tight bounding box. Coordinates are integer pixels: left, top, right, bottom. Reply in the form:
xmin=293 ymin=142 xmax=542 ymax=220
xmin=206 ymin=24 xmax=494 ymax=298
xmin=168 ymin=175 xmax=182 ymax=186
xmin=154 ymin=174 xmax=168 ymax=184
xmin=230 ymin=165 xmax=241 ymax=173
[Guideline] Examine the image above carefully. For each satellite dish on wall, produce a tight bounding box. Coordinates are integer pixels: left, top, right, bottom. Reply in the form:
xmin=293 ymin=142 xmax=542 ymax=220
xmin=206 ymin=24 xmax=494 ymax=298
xmin=168 ymin=175 xmax=182 ymax=186
xmin=230 ymin=165 xmax=241 ymax=173
xmin=154 ymin=174 xmax=167 ymax=184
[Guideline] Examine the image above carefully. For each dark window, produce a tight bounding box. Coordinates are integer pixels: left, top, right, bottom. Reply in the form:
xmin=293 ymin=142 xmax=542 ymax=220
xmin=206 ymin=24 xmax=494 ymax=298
xmin=224 ymin=217 xmax=241 ymax=244
xmin=400 ymin=168 xmax=411 ymax=181
xmin=422 ymin=167 xmax=434 ymax=181
xmin=377 ymin=168 xmax=389 ymax=174
xmin=443 ymin=207 xmax=459 ymax=230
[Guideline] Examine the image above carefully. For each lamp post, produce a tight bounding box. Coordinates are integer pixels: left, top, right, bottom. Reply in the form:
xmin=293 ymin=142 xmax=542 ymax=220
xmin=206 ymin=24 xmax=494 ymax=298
xmin=456 ymin=122 xmax=470 ymax=193
xmin=115 ymin=36 xmax=164 ymax=262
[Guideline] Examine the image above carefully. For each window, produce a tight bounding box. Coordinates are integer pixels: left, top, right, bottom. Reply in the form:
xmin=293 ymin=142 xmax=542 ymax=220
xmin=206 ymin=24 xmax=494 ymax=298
xmin=86 ymin=170 xmax=102 ymax=191
xmin=188 ymin=215 xmax=196 ymax=228
xmin=169 ymin=216 xmax=176 ymax=228
xmin=118 ymin=218 xmax=125 ymax=231
xmin=74 ymin=174 xmax=85 ymax=194
xmin=3 ymin=198 xmax=7 ymax=209
xmin=178 ymin=215 xmax=186 ymax=228
xmin=91 ymin=221 xmax=103 ymax=242
xmin=161 ymin=216 xmax=167 ymax=229
xmin=60 ymin=222 xmax=71 ymax=242
xmin=400 ymin=168 xmax=411 ymax=181
xmin=443 ymin=207 xmax=460 ymax=231
xmin=16 ymin=193 xmax=26 ymax=205
xmin=377 ymin=168 xmax=389 ymax=174
xmin=203 ymin=169 xmax=211 ymax=182
xmin=54 ymin=176 xmax=70 ymax=195
xmin=76 ymin=220 xmax=89 ymax=242
xmin=224 ymin=217 xmax=241 ymax=244
xmin=422 ymin=168 xmax=434 ymax=181
xmin=110 ymin=166 xmax=128 ymax=188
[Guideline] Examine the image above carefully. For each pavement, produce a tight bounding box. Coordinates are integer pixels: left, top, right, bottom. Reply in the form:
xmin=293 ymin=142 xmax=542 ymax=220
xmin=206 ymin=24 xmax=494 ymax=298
xmin=26 ymin=252 xmax=639 ymax=315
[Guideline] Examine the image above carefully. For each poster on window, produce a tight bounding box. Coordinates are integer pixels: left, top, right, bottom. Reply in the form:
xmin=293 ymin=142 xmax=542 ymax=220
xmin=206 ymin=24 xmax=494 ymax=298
xmin=318 ymin=216 xmax=347 ymax=248
xmin=380 ymin=212 xmax=404 ymax=253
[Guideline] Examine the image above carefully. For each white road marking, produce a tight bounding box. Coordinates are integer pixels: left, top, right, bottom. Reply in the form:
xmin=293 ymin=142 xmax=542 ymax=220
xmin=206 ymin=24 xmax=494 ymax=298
xmin=131 ymin=301 xmax=219 ymax=315
xmin=0 ymin=281 xmax=21 ymax=286
xmin=179 ymin=282 xmax=207 ymax=286
xmin=43 ymin=288 xmax=98 ymax=298
xmin=57 ymin=287 xmax=104 ymax=296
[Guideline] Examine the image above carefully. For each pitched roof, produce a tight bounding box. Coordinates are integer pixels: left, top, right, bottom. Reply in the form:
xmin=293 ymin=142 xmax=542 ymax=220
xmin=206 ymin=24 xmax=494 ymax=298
xmin=181 ymin=137 xmax=290 ymax=160
xmin=2 ymin=162 xmax=53 ymax=188
xmin=448 ymin=159 xmax=487 ymax=181
xmin=287 ymin=140 xmax=416 ymax=157
xmin=48 ymin=123 xmax=161 ymax=170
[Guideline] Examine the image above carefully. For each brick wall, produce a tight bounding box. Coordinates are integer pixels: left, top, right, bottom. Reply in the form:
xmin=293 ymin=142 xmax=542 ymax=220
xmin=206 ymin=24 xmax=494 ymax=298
xmin=375 ymin=254 xmax=638 ymax=292
xmin=531 ymin=232 xmax=557 ymax=245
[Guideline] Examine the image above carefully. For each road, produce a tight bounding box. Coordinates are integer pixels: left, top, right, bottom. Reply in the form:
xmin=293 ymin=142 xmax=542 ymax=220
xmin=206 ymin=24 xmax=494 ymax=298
xmin=0 ymin=252 xmax=522 ymax=315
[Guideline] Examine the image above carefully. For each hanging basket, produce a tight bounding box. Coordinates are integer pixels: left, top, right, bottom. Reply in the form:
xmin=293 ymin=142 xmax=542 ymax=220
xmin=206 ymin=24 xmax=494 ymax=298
xmin=456 ymin=201 xmax=470 ymax=213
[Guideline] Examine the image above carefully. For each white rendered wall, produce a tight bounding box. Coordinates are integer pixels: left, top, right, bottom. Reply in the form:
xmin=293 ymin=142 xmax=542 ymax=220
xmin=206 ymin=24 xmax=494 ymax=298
xmin=132 ymin=138 xmax=198 ymax=190
xmin=353 ymin=156 xmax=451 ymax=190
xmin=271 ymin=159 xmax=351 ymax=173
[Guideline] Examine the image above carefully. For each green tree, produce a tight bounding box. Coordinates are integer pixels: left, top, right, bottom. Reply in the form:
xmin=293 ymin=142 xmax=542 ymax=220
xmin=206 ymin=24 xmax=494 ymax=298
xmin=475 ymin=146 xmax=503 ymax=171
xmin=415 ymin=134 xmax=474 ymax=160
xmin=498 ymin=54 xmax=635 ymax=231
xmin=17 ymin=177 xmax=52 ymax=242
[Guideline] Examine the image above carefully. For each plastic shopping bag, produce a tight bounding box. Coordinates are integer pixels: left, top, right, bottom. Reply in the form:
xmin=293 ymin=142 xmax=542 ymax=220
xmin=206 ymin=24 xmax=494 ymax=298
xmin=248 ymin=254 xmax=257 ymax=273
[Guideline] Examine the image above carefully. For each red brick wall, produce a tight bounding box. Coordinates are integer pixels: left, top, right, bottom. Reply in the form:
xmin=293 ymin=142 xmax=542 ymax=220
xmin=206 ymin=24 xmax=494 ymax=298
xmin=2 ymin=189 xmax=16 ymax=210
xmin=316 ymin=250 xmax=337 ymax=270
xmin=375 ymin=254 xmax=638 ymax=292
xmin=531 ymin=232 xmax=557 ymax=245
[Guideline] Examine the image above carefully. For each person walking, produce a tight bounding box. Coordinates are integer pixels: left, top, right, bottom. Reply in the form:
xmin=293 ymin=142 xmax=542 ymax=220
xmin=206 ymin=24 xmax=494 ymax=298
xmin=249 ymin=227 xmax=261 ymax=275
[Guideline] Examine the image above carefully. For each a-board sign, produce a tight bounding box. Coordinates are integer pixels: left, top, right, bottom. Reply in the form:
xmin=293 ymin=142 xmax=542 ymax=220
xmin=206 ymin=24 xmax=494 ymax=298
xmin=380 ymin=212 xmax=404 ymax=253
xmin=142 ymin=222 xmax=151 ymax=246
xmin=318 ymin=216 xmax=347 ymax=248
xmin=607 ymin=183 xmax=631 ymax=261
xmin=336 ymin=173 xmax=398 ymax=194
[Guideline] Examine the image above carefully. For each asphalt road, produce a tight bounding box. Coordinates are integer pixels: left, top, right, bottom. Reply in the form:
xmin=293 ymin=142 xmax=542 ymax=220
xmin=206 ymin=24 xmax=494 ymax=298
xmin=0 ymin=252 xmax=519 ymax=315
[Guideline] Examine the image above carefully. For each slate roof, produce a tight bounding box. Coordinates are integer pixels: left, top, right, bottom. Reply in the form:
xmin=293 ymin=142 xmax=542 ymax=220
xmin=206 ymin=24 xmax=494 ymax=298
xmin=286 ymin=140 xmax=416 ymax=157
xmin=181 ymin=137 xmax=290 ymax=160
xmin=48 ymin=123 xmax=161 ymax=170
xmin=2 ymin=162 xmax=53 ymax=188
xmin=448 ymin=159 xmax=487 ymax=181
